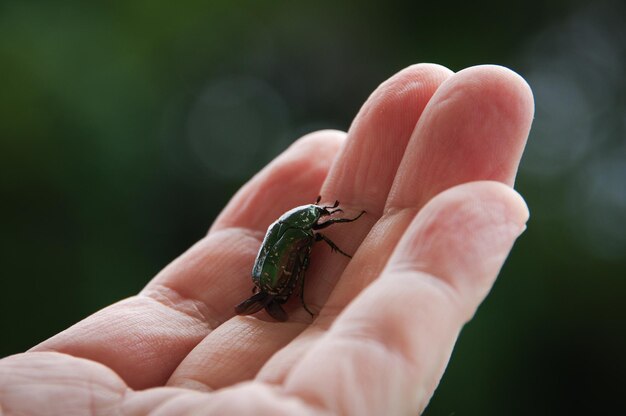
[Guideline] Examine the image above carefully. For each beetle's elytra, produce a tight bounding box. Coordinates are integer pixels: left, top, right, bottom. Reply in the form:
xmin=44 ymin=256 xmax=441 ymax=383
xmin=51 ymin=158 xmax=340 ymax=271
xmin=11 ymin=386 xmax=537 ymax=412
xmin=234 ymin=197 xmax=365 ymax=321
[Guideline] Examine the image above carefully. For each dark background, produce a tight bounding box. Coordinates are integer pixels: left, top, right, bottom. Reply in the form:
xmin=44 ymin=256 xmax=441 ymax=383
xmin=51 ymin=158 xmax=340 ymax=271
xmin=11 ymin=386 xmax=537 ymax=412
xmin=1 ymin=1 xmax=624 ymax=414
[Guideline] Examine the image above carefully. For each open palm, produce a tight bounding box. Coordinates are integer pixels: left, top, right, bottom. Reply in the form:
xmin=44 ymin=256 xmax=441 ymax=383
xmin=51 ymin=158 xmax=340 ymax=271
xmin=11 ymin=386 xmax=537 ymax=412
xmin=0 ymin=64 xmax=533 ymax=415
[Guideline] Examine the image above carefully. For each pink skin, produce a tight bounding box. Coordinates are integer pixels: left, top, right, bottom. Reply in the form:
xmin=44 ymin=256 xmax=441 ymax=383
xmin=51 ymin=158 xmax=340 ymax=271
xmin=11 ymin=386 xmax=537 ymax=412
xmin=0 ymin=63 xmax=533 ymax=415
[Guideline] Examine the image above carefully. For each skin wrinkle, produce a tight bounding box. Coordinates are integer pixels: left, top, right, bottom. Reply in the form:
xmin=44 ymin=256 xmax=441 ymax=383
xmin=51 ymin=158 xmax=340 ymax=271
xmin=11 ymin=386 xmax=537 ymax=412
xmin=118 ymin=387 xmax=131 ymax=416
xmin=30 ymin=296 xmax=212 ymax=390
xmin=321 ymin=140 xmax=359 ymax=203
xmin=81 ymin=355 xmax=126 ymax=416
xmin=0 ymin=353 xmax=128 ymax=416
xmin=335 ymin=271 xmax=462 ymax=371
xmin=88 ymin=374 xmax=96 ymax=416
xmin=169 ymin=318 xmax=303 ymax=390
xmin=145 ymin=389 xmax=209 ymax=416
xmin=154 ymin=235 xmax=237 ymax=290
xmin=211 ymin=384 xmax=326 ymax=416
xmin=354 ymin=64 xmax=451 ymax=126
xmin=121 ymin=387 xmax=195 ymax=415
xmin=309 ymin=287 xmax=452 ymax=413
xmin=119 ymin=313 xmax=186 ymax=370
xmin=141 ymin=285 xmax=216 ymax=330
xmin=255 ymin=326 xmax=327 ymax=385
xmin=146 ymin=227 xmax=262 ymax=324
xmin=284 ymin=336 xmax=418 ymax=416
xmin=172 ymin=376 xmax=214 ymax=393
xmin=207 ymin=324 xmax=264 ymax=377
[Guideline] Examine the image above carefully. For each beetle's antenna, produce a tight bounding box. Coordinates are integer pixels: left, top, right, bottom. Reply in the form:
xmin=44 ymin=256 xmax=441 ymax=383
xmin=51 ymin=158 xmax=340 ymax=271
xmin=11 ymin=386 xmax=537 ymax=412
xmin=321 ymin=200 xmax=340 ymax=210
xmin=313 ymin=210 xmax=366 ymax=230
xmin=315 ymin=195 xmax=321 ymax=204
xmin=327 ymin=208 xmax=344 ymax=215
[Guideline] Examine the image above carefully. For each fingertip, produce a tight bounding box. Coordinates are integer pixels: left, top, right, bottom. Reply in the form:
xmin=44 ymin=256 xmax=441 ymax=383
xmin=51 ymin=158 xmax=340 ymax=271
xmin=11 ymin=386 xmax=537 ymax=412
xmin=289 ymin=129 xmax=346 ymax=153
xmin=359 ymin=63 xmax=454 ymax=126
xmin=382 ymin=63 xmax=454 ymax=95
xmin=450 ymin=65 xmax=535 ymax=135
xmin=496 ymin=180 xmax=530 ymax=229
xmin=390 ymin=181 xmax=529 ymax=309
xmin=427 ymin=180 xmax=530 ymax=233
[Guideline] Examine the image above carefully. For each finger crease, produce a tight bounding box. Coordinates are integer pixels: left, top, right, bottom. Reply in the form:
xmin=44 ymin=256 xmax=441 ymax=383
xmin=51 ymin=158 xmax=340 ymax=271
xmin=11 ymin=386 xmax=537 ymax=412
xmin=141 ymin=284 xmax=221 ymax=330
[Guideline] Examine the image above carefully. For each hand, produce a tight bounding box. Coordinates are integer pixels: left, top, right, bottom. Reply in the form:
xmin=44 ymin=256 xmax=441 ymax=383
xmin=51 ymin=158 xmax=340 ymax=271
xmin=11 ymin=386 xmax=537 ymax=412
xmin=0 ymin=64 xmax=533 ymax=415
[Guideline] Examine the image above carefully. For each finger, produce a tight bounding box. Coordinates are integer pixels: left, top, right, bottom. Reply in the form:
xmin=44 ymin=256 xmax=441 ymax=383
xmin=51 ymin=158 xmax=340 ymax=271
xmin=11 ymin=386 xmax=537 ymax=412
xmin=30 ymin=295 xmax=212 ymax=390
xmin=283 ymin=181 xmax=529 ymax=415
xmin=0 ymin=352 xmax=127 ymax=414
xmin=31 ymin=131 xmax=344 ymax=389
xmin=0 ymin=351 xmax=209 ymax=415
xmin=0 ymin=352 xmax=314 ymax=415
xmin=167 ymin=65 xmax=452 ymax=390
xmin=322 ymin=65 xmax=534 ymax=316
xmin=210 ymin=130 xmax=346 ymax=233
xmin=322 ymin=63 xmax=454 ymax=215
xmin=296 ymin=63 xmax=454 ymax=318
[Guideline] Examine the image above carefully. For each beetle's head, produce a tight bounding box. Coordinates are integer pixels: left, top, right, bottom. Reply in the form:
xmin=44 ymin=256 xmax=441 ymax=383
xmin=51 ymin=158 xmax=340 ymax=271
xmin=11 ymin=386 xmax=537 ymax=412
xmin=315 ymin=198 xmax=344 ymax=217
xmin=279 ymin=198 xmax=345 ymax=228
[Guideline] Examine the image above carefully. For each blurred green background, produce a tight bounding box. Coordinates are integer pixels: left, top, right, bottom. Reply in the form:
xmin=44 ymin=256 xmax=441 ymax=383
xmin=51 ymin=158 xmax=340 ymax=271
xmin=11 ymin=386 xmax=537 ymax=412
xmin=1 ymin=0 xmax=624 ymax=414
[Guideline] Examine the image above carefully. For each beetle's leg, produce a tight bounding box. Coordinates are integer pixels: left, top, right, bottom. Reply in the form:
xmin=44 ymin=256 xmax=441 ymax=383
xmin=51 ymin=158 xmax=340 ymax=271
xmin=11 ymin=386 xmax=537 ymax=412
xmin=315 ymin=195 xmax=321 ymax=204
xmin=315 ymin=232 xmax=352 ymax=258
xmin=265 ymin=301 xmax=288 ymax=322
xmin=313 ymin=210 xmax=366 ymax=230
xmin=298 ymin=255 xmax=315 ymax=318
xmin=235 ymin=291 xmax=270 ymax=316
xmin=251 ymin=286 xmax=259 ymax=294
xmin=299 ymin=282 xmax=315 ymax=318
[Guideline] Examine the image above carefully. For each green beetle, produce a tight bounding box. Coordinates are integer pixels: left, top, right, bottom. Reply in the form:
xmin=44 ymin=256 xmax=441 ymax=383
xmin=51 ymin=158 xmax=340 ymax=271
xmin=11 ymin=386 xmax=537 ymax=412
xmin=234 ymin=197 xmax=365 ymax=321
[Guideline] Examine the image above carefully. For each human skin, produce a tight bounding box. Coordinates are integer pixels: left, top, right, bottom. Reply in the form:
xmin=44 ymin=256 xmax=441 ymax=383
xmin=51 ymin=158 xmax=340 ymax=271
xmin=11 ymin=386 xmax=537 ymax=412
xmin=0 ymin=63 xmax=533 ymax=415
